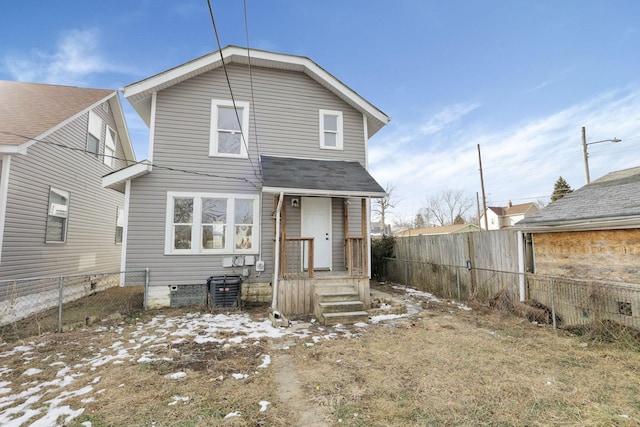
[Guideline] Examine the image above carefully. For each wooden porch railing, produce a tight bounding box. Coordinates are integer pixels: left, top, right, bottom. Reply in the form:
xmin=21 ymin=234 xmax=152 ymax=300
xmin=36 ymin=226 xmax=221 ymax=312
xmin=280 ymin=237 xmax=315 ymax=278
xmin=346 ymin=236 xmax=367 ymax=277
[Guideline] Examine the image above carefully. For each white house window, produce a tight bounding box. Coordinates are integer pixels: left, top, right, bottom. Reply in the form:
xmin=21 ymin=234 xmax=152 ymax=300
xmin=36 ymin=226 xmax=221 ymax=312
xmin=319 ymin=109 xmax=343 ymax=150
xmin=165 ymin=192 xmax=259 ymax=254
xmin=87 ymin=111 xmax=102 ymax=155
xmin=209 ymin=100 xmax=250 ymax=158
xmin=104 ymin=126 xmax=117 ymax=167
xmin=115 ymin=207 xmax=124 ymax=244
xmin=46 ymin=187 xmax=70 ymax=243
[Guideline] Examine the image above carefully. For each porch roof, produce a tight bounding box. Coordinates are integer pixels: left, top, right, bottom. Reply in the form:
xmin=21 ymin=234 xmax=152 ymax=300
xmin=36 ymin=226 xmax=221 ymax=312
xmin=260 ymin=155 xmax=386 ymax=198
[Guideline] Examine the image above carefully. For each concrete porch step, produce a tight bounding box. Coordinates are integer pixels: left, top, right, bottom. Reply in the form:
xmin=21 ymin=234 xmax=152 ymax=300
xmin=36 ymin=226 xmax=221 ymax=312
xmin=318 ymin=300 xmax=365 ymax=314
xmin=314 ymin=288 xmax=360 ymax=303
xmin=322 ymin=311 xmax=369 ymax=326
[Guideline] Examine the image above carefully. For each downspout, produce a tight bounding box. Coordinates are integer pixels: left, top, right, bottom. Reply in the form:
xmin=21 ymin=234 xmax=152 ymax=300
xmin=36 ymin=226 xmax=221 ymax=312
xmin=517 ymin=230 xmax=525 ymax=301
xmin=271 ymin=192 xmax=284 ymax=310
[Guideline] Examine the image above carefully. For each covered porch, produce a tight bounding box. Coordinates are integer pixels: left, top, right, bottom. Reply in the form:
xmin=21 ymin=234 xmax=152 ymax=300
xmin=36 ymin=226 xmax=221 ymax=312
xmin=261 ymin=155 xmax=386 ymax=319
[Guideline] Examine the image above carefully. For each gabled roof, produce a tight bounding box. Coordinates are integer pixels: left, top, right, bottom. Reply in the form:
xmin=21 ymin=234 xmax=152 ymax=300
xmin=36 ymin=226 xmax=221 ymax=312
xmin=515 ymin=166 xmax=640 ymax=232
xmin=122 ymin=46 xmax=390 ymax=138
xmin=487 ymin=202 xmax=537 ymax=217
xmin=394 ymin=224 xmax=481 ymax=236
xmin=0 ymin=80 xmax=135 ymax=161
xmin=260 ymin=155 xmax=386 ymax=198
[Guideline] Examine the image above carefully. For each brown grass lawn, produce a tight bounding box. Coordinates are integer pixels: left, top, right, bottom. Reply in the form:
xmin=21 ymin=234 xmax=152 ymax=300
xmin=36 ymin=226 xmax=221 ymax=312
xmin=0 ymin=282 xmax=639 ymax=426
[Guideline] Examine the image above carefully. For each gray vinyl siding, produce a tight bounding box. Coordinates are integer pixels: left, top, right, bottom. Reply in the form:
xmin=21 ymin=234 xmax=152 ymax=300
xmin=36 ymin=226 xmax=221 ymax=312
xmin=125 ymin=64 xmax=370 ymax=305
xmin=0 ymin=103 xmax=127 ymax=280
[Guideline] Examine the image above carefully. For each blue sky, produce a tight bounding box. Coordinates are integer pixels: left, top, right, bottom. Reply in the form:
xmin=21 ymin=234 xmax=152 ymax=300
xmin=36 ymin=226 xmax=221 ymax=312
xmin=2 ymin=1 xmax=640 ymax=223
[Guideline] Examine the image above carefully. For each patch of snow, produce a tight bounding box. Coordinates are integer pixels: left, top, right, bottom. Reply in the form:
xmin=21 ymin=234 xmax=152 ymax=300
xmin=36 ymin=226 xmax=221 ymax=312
xmin=168 ymin=395 xmax=189 ymax=406
xmin=258 ymin=355 xmax=271 ymax=369
xmin=259 ymin=400 xmax=270 ymax=412
xmin=232 ymin=373 xmax=248 ymax=380
xmin=224 ymin=411 xmax=241 ymax=419
xmin=165 ymin=372 xmax=187 ymax=380
xmin=22 ymin=368 xmax=42 ymax=376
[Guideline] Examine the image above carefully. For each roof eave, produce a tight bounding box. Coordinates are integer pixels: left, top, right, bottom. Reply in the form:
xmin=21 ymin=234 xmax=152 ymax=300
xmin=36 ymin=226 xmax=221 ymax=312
xmin=102 ymin=162 xmax=152 ymax=193
xmin=515 ymin=215 xmax=640 ymax=233
xmin=262 ymin=186 xmax=387 ymax=199
xmin=123 ymin=46 xmax=390 ymax=134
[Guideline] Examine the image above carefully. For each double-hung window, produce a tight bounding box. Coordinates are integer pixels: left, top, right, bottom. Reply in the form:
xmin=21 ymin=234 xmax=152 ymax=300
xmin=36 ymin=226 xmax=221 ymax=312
xmin=104 ymin=126 xmax=117 ymax=167
xmin=46 ymin=187 xmax=70 ymax=243
xmin=115 ymin=207 xmax=124 ymax=244
xmin=165 ymin=192 xmax=259 ymax=254
xmin=319 ymin=109 xmax=343 ymax=150
xmin=87 ymin=111 xmax=102 ymax=155
xmin=209 ymin=100 xmax=250 ymax=158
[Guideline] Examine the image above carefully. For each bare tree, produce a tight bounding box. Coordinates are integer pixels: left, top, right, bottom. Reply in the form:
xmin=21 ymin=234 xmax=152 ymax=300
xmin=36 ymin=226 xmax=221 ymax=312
xmin=372 ymin=183 xmax=400 ymax=235
xmin=423 ymin=190 xmax=474 ymax=226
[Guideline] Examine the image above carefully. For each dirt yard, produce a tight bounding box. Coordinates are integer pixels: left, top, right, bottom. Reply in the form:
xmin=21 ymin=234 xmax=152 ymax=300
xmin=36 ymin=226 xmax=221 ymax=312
xmin=1 ymin=282 xmax=639 ymax=426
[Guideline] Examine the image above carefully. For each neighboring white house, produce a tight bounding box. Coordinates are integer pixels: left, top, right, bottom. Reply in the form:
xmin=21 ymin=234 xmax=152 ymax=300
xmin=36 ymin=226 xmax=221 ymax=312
xmin=480 ymin=201 xmax=538 ymax=230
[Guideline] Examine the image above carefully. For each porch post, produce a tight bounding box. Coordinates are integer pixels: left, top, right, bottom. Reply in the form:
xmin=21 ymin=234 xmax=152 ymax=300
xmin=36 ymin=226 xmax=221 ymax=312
xmin=361 ymin=198 xmax=368 ymax=276
xmin=271 ymin=192 xmax=284 ymax=310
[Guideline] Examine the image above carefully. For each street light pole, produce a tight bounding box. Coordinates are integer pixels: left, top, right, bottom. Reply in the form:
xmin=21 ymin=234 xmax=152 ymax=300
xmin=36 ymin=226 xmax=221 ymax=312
xmin=581 ymin=126 xmax=621 ymax=184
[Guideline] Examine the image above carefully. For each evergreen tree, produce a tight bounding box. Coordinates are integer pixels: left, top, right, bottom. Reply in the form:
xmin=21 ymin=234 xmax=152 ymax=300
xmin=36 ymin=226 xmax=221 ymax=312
xmin=550 ymin=176 xmax=573 ymax=202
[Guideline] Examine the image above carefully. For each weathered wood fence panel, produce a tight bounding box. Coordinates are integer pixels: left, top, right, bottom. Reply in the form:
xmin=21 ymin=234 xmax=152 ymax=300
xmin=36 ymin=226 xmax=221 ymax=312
xmin=388 ymin=230 xmax=520 ymax=303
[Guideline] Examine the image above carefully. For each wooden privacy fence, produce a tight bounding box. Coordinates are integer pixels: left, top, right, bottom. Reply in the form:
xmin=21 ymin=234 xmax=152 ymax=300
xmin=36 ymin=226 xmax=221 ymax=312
xmin=387 ymin=230 xmax=521 ymax=303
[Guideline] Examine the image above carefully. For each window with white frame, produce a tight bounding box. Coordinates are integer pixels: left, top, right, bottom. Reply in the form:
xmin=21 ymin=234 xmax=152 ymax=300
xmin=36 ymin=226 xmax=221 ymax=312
xmin=209 ymin=100 xmax=250 ymax=158
xmin=115 ymin=207 xmax=124 ymax=244
xmin=165 ymin=192 xmax=259 ymax=254
xmin=87 ymin=111 xmax=102 ymax=155
xmin=104 ymin=126 xmax=117 ymax=167
xmin=319 ymin=109 xmax=343 ymax=150
xmin=46 ymin=187 xmax=70 ymax=243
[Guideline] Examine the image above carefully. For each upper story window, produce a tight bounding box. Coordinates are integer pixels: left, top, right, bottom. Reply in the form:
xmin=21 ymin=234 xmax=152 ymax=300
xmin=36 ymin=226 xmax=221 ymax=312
xmin=209 ymin=100 xmax=250 ymax=158
xmin=46 ymin=187 xmax=70 ymax=243
xmin=319 ymin=109 xmax=343 ymax=150
xmin=87 ymin=111 xmax=102 ymax=155
xmin=104 ymin=126 xmax=117 ymax=167
xmin=165 ymin=192 xmax=259 ymax=255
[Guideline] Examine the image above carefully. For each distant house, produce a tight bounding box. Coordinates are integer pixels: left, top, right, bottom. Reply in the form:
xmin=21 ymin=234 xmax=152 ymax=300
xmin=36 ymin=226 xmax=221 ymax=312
xmin=480 ymin=201 xmax=538 ymax=230
xmin=395 ymin=223 xmax=480 ymax=237
xmin=103 ymin=46 xmax=389 ymax=323
xmin=0 ymin=81 xmax=135 ymax=283
xmin=370 ymin=221 xmax=391 ymax=238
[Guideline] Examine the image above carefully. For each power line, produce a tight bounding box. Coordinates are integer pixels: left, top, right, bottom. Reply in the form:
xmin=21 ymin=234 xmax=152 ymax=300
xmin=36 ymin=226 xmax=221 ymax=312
xmin=206 ymin=0 xmax=261 ymax=183
xmin=0 ymin=130 xmax=259 ymax=188
xmin=243 ymin=0 xmax=262 ymax=175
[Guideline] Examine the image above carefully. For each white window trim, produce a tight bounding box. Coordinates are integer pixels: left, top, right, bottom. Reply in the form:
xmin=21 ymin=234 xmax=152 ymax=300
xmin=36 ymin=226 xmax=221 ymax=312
xmin=45 ymin=187 xmax=70 ymax=244
xmin=209 ymin=99 xmax=250 ymax=158
xmin=87 ymin=111 xmax=102 ymax=155
xmin=164 ymin=192 xmax=259 ymax=255
xmin=115 ymin=206 xmax=124 ymax=244
xmin=319 ymin=109 xmax=343 ymax=150
xmin=104 ymin=125 xmax=117 ymax=167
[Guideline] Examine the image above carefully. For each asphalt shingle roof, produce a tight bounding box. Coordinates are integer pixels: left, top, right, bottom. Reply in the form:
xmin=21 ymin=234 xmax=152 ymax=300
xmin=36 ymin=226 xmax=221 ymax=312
xmin=260 ymin=155 xmax=385 ymax=197
xmin=0 ymin=80 xmax=113 ymax=146
xmin=516 ymin=166 xmax=640 ymax=230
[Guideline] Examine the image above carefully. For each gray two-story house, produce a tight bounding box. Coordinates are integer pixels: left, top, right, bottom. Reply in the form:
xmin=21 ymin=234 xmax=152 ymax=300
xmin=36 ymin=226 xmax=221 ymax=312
xmin=104 ymin=46 xmax=389 ymax=324
xmin=0 ymin=81 xmax=136 ymax=321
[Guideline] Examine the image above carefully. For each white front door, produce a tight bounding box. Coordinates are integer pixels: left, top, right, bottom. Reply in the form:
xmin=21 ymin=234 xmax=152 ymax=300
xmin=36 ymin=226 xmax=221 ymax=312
xmin=301 ymin=197 xmax=332 ymax=270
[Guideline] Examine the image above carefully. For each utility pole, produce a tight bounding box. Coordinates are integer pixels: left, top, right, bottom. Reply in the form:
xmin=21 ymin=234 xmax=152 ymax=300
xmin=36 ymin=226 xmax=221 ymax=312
xmin=581 ymin=126 xmax=590 ymax=184
xmin=477 ymin=144 xmax=488 ymax=231
xmin=476 ymin=192 xmax=481 ymax=230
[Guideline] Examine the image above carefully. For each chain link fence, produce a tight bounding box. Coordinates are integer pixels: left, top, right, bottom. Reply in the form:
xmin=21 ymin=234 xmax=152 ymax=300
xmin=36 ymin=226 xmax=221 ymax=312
xmin=384 ymin=257 xmax=640 ymax=337
xmin=0 ymin=269 xmax=148 ymax=341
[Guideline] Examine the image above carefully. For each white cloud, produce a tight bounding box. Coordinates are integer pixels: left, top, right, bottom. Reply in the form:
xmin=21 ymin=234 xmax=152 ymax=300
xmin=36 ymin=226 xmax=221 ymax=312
xmin=4 ymin=29 xmax=134 ymax=86
xmin=370 ymin=87 xmax=640 ymax=224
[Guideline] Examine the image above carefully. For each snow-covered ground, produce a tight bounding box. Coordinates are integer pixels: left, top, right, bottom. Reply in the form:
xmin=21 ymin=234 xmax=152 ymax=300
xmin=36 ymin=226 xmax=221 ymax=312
xmin=0 ymin=285 xmax=469 ymax=426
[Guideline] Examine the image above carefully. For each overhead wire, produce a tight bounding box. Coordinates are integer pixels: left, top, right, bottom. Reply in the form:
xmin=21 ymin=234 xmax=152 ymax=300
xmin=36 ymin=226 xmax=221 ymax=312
xmin=0 ymin=130 xmax=259 ymax=188
xmin=206 ymin=0 xmax=261 ymax=184
xmin=243 ymin=0 xmax=262 ymax=175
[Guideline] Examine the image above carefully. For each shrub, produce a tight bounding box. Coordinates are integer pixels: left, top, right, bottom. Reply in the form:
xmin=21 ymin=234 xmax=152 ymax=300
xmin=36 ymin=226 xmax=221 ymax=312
xmin=371 ymin=235 xmax=395 ymax=280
